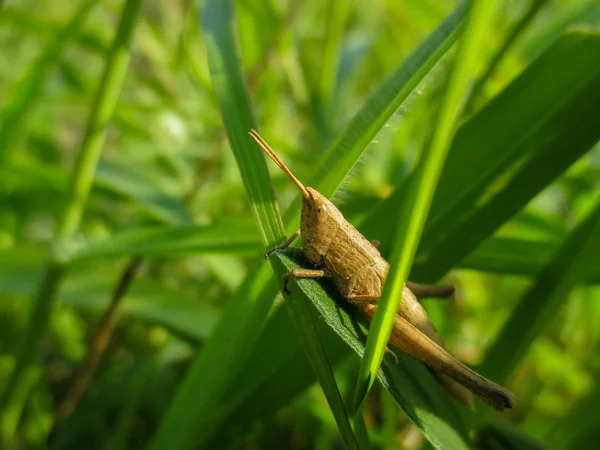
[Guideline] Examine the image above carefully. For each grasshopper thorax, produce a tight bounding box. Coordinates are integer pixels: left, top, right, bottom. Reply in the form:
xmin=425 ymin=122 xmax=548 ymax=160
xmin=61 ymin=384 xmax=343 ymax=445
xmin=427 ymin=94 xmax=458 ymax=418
xmin=301 ymin=188 xmax=345 ymax=265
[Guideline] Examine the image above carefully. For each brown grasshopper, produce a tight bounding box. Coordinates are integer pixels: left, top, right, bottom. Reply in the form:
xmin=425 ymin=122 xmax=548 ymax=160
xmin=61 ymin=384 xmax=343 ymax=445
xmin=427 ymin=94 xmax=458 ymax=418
xmin=249 ymin=130 xmax=515 ymax=411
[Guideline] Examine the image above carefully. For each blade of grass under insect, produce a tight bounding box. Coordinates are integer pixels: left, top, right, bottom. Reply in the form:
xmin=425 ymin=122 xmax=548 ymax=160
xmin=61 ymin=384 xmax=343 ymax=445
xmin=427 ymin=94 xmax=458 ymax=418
xmin=273 ymin=264 xmax=367 ymax=450
xmin=464 ymin=0 xmax=549 ymax=113
xmin=352 ymin=0 xmax=498 ymax=414
xmin=0 ymin=0 xmax=142 ymax=441
xmin=199 ymin=4 xmax=285 ymax=248
xmin=0 ymin=0 xmax=97 ymax=162
xmin=152 ymin=4 xmax=471 ymax=447
xmin=478 ymin=200 xmax=600 ymax=384
xmin=269 ymin=250 xmax=471 ymax=450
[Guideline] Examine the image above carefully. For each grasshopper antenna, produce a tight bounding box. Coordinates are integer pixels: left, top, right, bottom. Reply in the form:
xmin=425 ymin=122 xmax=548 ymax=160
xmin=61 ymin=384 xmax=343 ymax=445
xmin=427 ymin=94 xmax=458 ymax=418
xmin=249 ymin=129 xmax=309 ymax=198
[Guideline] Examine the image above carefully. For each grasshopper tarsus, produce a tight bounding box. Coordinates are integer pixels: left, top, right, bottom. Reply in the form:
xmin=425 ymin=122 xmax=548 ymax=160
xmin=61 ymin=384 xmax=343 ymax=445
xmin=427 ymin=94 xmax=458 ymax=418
xmin=385 ymin=346 xmax=400 ymax=364
xmin=283 ymin=283 xmax=291 ymax=295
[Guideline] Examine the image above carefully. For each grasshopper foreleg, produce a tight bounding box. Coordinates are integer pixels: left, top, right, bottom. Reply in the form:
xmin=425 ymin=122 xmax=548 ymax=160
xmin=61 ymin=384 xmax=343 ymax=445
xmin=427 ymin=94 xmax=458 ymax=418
xmin=265 ymin=229 xmax=301 ymax=259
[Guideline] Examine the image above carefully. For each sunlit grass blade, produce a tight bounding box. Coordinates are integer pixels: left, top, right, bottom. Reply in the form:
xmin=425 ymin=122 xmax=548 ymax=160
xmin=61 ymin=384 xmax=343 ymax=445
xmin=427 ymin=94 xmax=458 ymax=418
xmin=0 ymin=0 xmax=143 ymax=442
xmin=478 ymin=200 xmax=600 ymax=384
xmin=0 ymin=0 xmax=97 ymax=162
xmin=352 ymin=0 xmax=498 ymax=414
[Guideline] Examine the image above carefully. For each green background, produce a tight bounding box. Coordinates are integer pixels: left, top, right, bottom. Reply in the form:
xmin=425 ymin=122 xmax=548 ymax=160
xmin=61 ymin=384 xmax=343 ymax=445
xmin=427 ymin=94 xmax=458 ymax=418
xmin=1 ymin=0 xmax=599 ymax=449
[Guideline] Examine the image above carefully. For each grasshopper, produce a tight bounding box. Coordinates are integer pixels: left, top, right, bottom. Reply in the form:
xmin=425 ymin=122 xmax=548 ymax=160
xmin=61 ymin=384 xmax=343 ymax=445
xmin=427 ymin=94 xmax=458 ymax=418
xmin=250 ymin=130 xmax=515 ymax=411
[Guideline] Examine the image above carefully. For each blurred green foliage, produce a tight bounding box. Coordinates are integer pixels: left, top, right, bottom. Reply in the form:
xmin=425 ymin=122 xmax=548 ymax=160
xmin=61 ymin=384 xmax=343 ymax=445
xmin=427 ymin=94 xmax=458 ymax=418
xmin=1 ymin=0 xmax=600 ymax=449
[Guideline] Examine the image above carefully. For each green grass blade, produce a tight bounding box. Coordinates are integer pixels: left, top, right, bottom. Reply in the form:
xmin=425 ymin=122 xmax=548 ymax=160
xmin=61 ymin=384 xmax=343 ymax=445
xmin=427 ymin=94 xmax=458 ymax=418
xmin=353 ymin=0 xmax=497 ymax=414
xmin=271 ymin=259 xmax=366 ymax=450
xmin=0 ymin=0 xmax=97 ymax=162
xmin=150 ymin=0 xmax=364 ymax=446
xmin=270 ymin=250 xmax=471 ymax=450
xmin=0 ymin=0 xmax=143 ymax=440
xmin=478 ymin=200 xmax=600 ymax=384
xmin=199 ymin=2 xmax=284 ymax=249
